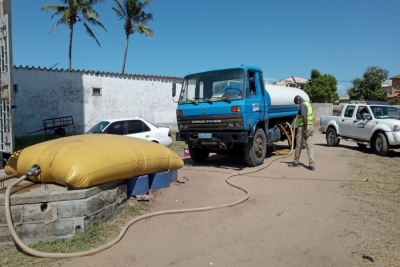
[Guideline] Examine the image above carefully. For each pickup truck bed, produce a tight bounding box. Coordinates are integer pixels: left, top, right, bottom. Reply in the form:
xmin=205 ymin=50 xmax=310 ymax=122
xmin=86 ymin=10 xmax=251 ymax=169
xmin=319 ymin=102 xmax=400 ymax=156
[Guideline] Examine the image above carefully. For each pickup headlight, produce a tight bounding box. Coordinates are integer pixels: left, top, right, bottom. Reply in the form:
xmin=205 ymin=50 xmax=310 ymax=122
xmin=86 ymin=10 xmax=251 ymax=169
xmin=394 ymin=125 xmax=400 ymax=132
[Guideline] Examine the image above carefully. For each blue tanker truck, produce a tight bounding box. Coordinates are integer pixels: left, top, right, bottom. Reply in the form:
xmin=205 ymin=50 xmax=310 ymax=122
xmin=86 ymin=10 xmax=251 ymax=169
xmin=172 ymin=65 xmax=310 ymax=166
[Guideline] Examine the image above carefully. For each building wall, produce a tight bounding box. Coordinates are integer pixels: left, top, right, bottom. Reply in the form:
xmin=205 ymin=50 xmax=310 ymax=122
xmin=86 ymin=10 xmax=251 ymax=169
xmin=391 ymin=78 xmax=400 ymax=96
xmin=13 ymin=67 xmax=182 ymax=137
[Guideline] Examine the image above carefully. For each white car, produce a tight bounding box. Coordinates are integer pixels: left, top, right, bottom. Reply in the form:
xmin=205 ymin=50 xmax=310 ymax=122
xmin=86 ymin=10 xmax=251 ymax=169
xmin=86 ymin=117 xmax=173 ymax=147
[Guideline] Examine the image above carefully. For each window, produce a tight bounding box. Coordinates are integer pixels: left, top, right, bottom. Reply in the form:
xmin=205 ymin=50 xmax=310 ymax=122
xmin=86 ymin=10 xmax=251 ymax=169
xmin=13 ymin=84 xmax=18 ymax=93
xmin=92 ymin=87 xmax=101 ymax=96
xmin=104 ymin=121 xmax=125 ymax=135
xmin=126 ymin=120 xmax=151 ymax=134
xmin=344 ymin=105 xmax=355 ymax=118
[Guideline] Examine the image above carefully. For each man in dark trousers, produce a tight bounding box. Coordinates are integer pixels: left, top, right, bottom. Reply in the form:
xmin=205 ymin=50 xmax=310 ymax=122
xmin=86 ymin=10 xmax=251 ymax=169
xmin=288 ymin=95 xmax=315 ymax=171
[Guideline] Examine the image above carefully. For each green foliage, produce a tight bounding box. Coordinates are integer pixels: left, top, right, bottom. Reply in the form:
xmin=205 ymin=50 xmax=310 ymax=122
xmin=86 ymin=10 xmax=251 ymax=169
xmin=347 ymin=66 xmax=388 ymax=101
xmin=389 ymin=98 xmax=400 ymax=105
xmin=304 ymin=69 xmax=339 ymax=103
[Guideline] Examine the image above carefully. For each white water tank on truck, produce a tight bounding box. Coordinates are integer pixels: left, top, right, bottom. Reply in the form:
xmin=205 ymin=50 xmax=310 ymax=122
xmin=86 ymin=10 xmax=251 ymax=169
xmin=264 ymin=83 xmax=310 ymax=106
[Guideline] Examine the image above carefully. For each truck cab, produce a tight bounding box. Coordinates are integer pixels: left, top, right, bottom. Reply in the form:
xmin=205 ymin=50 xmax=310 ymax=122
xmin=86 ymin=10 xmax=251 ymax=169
xmin=172 ymin=65 xmax=303 ymax=166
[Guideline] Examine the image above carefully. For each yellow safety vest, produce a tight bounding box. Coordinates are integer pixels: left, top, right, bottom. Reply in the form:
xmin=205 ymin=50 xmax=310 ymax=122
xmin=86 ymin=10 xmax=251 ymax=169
xmin=298 ymin=101 xmax=314 ymax=126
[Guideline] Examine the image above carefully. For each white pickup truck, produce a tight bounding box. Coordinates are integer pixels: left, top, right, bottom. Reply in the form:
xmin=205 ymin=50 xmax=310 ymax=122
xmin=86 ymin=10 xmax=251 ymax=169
xmin=319 ymin=101 xmax=400 ymax=156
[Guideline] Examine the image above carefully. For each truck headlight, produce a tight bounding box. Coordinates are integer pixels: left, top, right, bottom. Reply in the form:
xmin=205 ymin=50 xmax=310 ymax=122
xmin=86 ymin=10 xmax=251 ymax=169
xmin=228 ymin=123 xmax=234 ymax=127
xmin=235 ymin=122 xmax=242 ymax=127
xmin=394 ymin=125 xmax=400 ymax=132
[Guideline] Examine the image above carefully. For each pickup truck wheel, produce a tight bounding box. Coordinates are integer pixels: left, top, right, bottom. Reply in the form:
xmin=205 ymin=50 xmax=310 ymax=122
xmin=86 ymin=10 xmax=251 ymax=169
xmin=372 ymin=133 xmax=389 ymax=156
xmin=244 ymin=128 xmax=266 ymax=167
xmin=188 ymin=146 xmax=210 ymax=162
xmin=326 ymin=128 xmax=340 ymax=146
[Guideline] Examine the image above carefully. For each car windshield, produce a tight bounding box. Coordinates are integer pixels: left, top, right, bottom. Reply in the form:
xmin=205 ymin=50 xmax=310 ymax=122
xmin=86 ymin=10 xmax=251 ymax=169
xmin=179 ymin=68 xmax=245 ymax=104
xmin=87 ymin=121 xmax=110 ymax=133
xmin=370 ymin=106 xmax=400 ymax=119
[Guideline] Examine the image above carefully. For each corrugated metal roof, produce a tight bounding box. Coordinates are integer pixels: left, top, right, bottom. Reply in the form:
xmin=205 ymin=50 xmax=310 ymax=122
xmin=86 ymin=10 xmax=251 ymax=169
xmin=390 ymin=75 xmax=400 ymax=79
xmin=13 ymin=65 xmax=184 ymax=82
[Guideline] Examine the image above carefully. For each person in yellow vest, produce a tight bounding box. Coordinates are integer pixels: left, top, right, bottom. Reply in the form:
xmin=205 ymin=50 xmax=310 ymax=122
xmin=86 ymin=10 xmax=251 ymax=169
xmin=288 ymin=95 xmax=315 ymax=171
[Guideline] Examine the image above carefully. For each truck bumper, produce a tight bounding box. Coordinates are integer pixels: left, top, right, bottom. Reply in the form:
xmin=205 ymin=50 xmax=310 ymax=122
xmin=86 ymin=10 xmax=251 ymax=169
xmin=176 ymin=132 xmax=249 ymax=144
xmin=319 ymin=127 xmax=326 ymax=134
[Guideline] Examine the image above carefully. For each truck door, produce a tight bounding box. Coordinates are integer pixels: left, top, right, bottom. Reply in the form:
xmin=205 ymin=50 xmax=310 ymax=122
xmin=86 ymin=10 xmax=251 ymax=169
xmin=340 ymin=105 xmax=356 ymax=137
xmin=352 ymin=106 xmax=375 ymax=141
xmin=245 ymin=70 xmax=265 ymax=127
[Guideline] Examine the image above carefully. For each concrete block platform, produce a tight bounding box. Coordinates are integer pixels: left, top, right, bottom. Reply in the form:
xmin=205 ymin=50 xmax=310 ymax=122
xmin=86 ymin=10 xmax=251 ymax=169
xmin=0 ymin=173 xmax=127 ymax=249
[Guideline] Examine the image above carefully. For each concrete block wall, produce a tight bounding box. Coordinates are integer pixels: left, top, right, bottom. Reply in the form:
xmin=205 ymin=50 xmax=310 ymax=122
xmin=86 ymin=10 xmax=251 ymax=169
xmin=0 ymin=181 xmax=127 ymax=248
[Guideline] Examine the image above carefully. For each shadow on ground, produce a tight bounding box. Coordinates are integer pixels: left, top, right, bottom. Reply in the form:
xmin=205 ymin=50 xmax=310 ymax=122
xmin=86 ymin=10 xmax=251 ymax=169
xmin=314 ymin=142 xmax=400 ymax=158
xmin=182 ymin=144 xmax=294 ymax=171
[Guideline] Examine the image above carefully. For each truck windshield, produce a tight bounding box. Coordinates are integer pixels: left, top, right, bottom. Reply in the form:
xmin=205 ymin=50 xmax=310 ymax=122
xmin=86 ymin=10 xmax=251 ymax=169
xmin=370 ymin=106 xmax=400 ymax=119
xmin=179 ymin=68 xmax=245 ymax=104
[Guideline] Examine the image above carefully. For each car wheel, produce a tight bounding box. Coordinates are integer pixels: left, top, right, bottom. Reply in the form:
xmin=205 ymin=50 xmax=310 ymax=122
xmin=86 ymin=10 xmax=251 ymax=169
xmin=372 ymin=132 xmax=389 ymax=156
xmin=326 ymin=128 xmax=340 ymax=146
xmin=244 ymin=128 xmax=266 ymax=166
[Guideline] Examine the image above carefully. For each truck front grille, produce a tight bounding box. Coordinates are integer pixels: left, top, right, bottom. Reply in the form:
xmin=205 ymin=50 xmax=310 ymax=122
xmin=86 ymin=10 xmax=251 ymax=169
xmin=177 ymin=114 xmax=243 ymax=132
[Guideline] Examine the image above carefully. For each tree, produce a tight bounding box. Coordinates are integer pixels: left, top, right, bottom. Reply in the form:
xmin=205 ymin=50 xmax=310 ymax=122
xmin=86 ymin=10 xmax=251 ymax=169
xmin=304 ymin=69 xmax=339 ymax=103
xmin=113 ymin=0 xmax=154 ymax=74
xmin=347 ymin=66 xmax=388 ymax=101
xmin=41 ymin=0 xmax=107 ymax=71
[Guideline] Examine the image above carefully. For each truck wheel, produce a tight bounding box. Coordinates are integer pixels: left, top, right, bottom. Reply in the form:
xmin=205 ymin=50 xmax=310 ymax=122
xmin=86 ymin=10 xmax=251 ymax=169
xmin=326 ymin=128 xmax=340 ymax=146
xmin=188 ymin=146 xmax=210 ymax=162
xmin=372 ymin=132 xmax=389 ymax=156
xmin=244 ymin=128 xmax=266 ymax=167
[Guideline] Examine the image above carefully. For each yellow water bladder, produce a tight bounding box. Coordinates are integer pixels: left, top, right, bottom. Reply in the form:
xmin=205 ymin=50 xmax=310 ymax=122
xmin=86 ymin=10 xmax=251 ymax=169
xmin=5 ymin=134 xmax=184 ymax=189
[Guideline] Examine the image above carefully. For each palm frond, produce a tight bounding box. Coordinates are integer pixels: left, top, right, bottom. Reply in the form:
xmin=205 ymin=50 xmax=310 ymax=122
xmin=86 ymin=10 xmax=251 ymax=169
xmin=82 ymin=21 xmax=102 ymax=48
xmin=113 ymin=0 xmax=127 ymax=18
xmin=84 ymin=16 xmax=107 ymax=32
xmin=47 ymin=17 xmax=68 ymax=35
xmin=134 ymin=24 xmax=154 ymax=38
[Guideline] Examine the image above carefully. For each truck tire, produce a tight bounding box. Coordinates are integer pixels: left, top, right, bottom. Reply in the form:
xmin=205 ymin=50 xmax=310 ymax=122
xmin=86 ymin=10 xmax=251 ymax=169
xmin=372 ymin=132 xmax=389 ymax=156
xmin=326 ymin=128 xmax=340 ymax=146
xmin=244 ymin=128 xmax=266 ymax=167
xmin=188 ymin=146 xmax=210 ymax=162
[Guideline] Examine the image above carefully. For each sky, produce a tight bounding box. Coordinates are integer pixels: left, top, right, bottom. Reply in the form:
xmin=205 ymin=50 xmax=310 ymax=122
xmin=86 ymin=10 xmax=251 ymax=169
xmin=9 ymin=0 xmax=400 ymax=96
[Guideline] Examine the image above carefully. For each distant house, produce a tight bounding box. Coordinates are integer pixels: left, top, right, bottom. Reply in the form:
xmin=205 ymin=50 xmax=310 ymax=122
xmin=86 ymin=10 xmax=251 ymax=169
xmin=272 ymin=76 xmax=309 ymax=89
xmin=387 ymin=75 xmax=400 ymax=100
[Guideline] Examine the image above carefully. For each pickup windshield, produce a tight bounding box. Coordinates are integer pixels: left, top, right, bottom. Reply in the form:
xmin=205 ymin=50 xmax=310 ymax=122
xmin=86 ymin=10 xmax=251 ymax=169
xmin=179 ymin=68 xmax=245 ymax=104
xmin=370 ymin=106 xmax=400 ymax=119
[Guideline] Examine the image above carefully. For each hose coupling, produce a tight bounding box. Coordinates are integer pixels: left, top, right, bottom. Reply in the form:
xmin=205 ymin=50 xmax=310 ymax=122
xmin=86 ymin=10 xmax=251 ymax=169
xmin=27 ymin=164 xmax=41 ymax=177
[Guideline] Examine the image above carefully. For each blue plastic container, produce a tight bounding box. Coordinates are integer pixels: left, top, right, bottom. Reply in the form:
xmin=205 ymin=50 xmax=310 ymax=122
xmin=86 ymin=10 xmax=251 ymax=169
xmin=126 ymin=175 xmax=149 ymax=196
xmin=149 ymin=170 xmax=170 ymax=190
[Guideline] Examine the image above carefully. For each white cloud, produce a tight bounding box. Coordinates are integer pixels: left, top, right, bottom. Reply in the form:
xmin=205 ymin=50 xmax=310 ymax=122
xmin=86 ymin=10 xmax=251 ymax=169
xmin=337 ymin=84 xmax=349 ymax=96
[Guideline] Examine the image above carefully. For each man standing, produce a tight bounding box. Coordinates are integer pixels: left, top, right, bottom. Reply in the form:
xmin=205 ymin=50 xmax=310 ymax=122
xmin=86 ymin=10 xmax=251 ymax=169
xmin=288 ymin=95 xmax=315 ymax=171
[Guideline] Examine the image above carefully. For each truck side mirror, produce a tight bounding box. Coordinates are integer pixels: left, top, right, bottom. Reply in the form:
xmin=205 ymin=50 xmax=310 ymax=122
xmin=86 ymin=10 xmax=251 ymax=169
xmin=172 ymin=82 xmax=176 ymax=97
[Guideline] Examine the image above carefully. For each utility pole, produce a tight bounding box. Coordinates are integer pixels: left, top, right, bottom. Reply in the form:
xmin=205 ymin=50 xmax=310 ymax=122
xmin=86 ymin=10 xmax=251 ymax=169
xmin=0 ymin=0 xmax=14 ymax=168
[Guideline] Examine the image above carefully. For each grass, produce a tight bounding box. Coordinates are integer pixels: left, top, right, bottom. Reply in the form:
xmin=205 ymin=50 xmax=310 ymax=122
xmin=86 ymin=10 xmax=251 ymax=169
xmin=0 ymin=203 xmax=148 ymax=267
xmin=344 ymin=152 xmax=400 ymax=266
xmin=14 ymin=134 xmax=71 ymax=151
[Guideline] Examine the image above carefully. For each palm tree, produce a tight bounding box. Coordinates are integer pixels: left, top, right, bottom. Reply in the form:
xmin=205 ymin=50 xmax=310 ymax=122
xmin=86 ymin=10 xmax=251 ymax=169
xmin=41 ymin=0 xmax=107 ymax=71
xmin=112 ymin=0 xmax=154 ymax=74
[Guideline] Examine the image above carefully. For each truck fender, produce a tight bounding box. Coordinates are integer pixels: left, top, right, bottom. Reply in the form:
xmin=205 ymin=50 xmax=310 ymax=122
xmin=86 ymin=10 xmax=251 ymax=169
xmin=370 ymin=125 xmax=393 ymax=144
xmin=249 ymin=120 xmax=267 ymax=138
xmin=326 ymin=121 xmax=340 ymax=135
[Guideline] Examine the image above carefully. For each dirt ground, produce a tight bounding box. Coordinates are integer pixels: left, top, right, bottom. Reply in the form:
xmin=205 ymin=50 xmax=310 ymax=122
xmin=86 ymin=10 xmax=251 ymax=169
xmin=52 ymin=131 xmax=396 ymax=267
